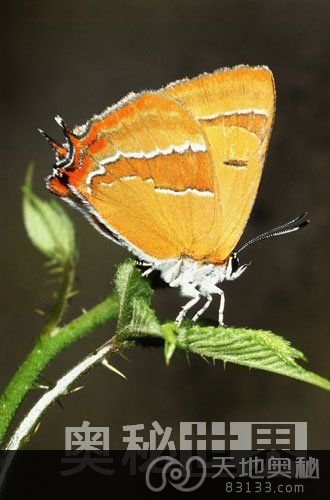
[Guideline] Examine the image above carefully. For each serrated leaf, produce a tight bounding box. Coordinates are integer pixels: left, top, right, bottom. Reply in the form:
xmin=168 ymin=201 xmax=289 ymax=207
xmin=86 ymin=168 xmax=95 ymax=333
xmin=113 ymin=259 xmax=329 ymax=391
xmin=176 ymin=323 xmax=330 ymax=391
xmin=114 ymin=260 xmax=159 ymax=338
xmin=22 ymin=165 xmax=76 ymax=264
xmin=129 ymin=298 xmax=162 ymax=337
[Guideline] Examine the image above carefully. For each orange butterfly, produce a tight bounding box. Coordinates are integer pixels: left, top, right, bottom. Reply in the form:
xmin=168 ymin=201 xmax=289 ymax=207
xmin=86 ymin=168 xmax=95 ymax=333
xmin=41 ymin=65 xmax=308 ymax=325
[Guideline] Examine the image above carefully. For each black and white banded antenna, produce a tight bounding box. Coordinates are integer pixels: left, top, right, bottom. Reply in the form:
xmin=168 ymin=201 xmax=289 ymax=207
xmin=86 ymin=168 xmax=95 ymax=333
xmin=236 ymin=212 xmax=310 ymax=255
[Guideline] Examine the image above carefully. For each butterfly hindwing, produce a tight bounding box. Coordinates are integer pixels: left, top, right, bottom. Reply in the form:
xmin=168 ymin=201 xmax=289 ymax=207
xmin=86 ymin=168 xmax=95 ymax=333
xmin=164 ymin=65 xmax=275 ymax=261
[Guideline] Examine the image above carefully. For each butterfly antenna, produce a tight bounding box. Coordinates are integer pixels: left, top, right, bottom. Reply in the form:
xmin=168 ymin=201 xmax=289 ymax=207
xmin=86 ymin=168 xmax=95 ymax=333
xmin=37 ymin=128 xmax=67 ymax=160
xmin=54 ymin=115 xmax=74 ymax=164
xmin=236 ymin=212 xmax=310 ymax=255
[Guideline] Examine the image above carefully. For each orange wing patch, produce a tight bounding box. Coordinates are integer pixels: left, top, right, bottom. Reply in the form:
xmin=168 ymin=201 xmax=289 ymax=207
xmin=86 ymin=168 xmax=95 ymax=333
xmin=50 ymin=93 xmax=220 ymax=261
xmin=74 ymin=93 xmax=213 ymax=194
xmin=164 ymin=65 xmax=275 ymax=262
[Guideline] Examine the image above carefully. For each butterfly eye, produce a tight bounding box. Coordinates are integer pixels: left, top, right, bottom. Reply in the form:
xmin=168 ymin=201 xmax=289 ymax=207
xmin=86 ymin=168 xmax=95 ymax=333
xmin=231 ymin=254 xmax=240 ymax=274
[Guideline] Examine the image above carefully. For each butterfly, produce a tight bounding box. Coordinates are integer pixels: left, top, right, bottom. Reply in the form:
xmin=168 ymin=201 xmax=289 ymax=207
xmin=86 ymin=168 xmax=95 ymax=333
xmin=40 ymin=65 xmax=309 ymax=326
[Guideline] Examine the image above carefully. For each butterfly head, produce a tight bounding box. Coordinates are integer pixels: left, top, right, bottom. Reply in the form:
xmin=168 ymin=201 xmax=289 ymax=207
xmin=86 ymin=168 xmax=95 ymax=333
xmin=39 ymin=116 xmax=77 ymax=197
xmin=226 ymin=253 xmax=251 ymax=281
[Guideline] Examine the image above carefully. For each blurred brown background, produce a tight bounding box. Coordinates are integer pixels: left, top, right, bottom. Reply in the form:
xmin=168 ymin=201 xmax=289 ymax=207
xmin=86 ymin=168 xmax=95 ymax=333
xmin=1 ymin=0 xmax=329 ymax=449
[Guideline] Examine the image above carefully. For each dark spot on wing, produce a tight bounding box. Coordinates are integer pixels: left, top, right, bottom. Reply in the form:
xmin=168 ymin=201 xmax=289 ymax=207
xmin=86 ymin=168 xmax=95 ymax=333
xmin=223 ymin=159 xmax=248 ymax=167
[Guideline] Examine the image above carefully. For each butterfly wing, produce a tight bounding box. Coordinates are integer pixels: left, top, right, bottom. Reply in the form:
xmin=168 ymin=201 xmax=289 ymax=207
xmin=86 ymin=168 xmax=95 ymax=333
xmin=48 ymin=66 xmax=275 ymax=264
xmin=48 ymin=92 xmax=220 ymax=262
xmin=164 ymin=65 xmax=275 ymax=262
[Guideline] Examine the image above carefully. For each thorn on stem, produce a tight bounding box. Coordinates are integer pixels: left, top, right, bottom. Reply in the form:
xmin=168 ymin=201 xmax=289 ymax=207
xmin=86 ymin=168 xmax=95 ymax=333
xmin=33 ymin=383 xmax=50 ymax=390
xmin=101 ymin=359 xmax=127 ymax=380
xmin=33 ymin=420 xmax=42 ymax=436
xmin=65 ymin=385 xmax=85 ymax=395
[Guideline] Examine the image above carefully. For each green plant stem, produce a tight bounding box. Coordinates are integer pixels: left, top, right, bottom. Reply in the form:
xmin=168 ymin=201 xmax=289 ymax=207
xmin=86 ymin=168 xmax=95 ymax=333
xmin=0 ymin=293 xmax=119 ymax=446
xmin=6 ymin=337 xmax=120 ymax=451
xmin=0 ymin=338 xmax=120 ymax=494
xmin=40 ymin=259 xmax=76 ymax=336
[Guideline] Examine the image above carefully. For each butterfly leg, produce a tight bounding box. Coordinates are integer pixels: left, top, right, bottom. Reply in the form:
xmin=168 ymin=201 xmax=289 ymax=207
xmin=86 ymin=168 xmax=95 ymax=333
xmin=135 ymin=260 xmax=152 ymax=267
xmin=135 ymin=260 xmax=154 ymax=277
xmin=142 ymin=267 xmax=154 ymax=277
xmin=209 ymin=286 xmax=225 ymax=326
xmin=217 ymin=288 xmax=225 ymax=326
xmin=175 ymin=286 xmax=201 ymax=326
xmin=198 ymin=284 xmax=225 ymax=325
xmin=192 ymin=294 xmax=213 ymax=323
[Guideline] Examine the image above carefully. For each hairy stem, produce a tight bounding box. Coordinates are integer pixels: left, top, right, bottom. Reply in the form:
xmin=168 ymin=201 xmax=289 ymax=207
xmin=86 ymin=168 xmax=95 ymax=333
xmin=0 ymin=337 xmax=120 ymax=494
xmin=5 ymin=337 xmax=119 ymax=450
xmin=0 ymin=293 xmax=119 ymax=446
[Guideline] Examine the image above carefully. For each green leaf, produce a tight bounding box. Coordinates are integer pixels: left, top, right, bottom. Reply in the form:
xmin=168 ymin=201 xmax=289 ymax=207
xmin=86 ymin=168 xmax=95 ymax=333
xmin=22 ymin=165 xmax=76 ymax=264
xmin=176 ymin=323 xmax=330 ymax=391
xmin=114 ymin=260 xmax=329 ymax=390
xmin=162 ymin=323 xmax=177 ymax=365
xmin=114 ymin=260 xmax=160 ymax=338
xmin=22 ymin=164 xmax=77 ymax=334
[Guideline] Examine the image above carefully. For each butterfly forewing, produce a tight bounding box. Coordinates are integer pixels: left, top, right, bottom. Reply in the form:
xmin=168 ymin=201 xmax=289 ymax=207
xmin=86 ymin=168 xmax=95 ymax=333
xmin=61 ymin=93 xmax=219 ymax=261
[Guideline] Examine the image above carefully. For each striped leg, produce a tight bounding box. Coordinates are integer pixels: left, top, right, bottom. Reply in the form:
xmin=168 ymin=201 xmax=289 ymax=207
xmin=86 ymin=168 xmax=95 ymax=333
xmin=136 ymin=260 xmax=154 ymax=277
xmin=135 ymin=260 xmax=152 ymax=267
